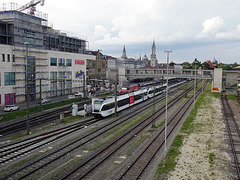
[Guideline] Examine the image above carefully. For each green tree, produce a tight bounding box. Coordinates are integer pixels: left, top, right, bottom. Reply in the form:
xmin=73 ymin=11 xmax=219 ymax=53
xmin=181 ymin=61 xmax=191 ymax=69
xmin=192 ymin=58 xmax=201 ymax=69
xmin=232 ymin=62 xmax=239 ymax=68
xmin=218 ymin=63 xmax=232 ymax=70
xmin=169 ymin=61 xmax=176 ymax=67
xmin=201 ymin=62 xmax=211 ymax=70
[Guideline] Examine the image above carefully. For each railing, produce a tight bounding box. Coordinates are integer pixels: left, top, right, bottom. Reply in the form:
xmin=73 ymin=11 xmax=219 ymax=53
xmin=125 ymin=68 xmax=214 ymax=79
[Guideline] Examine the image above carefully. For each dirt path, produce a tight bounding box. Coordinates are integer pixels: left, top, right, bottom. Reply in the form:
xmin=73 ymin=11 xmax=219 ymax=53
xmin=168 ymin=94 xmax=231 ymax=179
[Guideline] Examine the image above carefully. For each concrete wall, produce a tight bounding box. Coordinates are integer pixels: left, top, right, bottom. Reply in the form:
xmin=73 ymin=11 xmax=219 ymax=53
xmin=211 ymin=68 xmax=222 ymax=93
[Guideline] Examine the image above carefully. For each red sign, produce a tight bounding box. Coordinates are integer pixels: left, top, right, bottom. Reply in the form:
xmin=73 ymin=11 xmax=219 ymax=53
xmin=75 ymin=59 xmax=85 ymax=65
xmin=212 ymin=87 xmax=219 ymax=91
xmin=129 ymin=95 xmax=134 ymax=104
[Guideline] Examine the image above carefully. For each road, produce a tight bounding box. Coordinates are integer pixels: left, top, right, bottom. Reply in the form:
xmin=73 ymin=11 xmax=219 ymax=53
xmin=0 ymin=95 xmax=79 ymax=116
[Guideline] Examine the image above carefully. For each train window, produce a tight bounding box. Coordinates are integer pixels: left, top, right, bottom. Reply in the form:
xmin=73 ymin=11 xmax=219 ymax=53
xmin=102 ymin=103 xmax=115 ymax=111
xmin=118 ymin=98 xmax=129 ymax=107
xmin=102 ymin=105 xmax=107 ymax=111
xmin=94 ymin=100 xmax=103 ymax=110
xmin=149 ymin=90 xmax=154 ymax=94
xmin=134 ymin=94 xmax=142 ymax=101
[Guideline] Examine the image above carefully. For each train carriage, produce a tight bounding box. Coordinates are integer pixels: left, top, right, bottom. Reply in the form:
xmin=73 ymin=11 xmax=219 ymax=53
xmin=92 ymin=80 xmax=186 ymax=118
xmin=92 ymin=89 xmax=148 ymax=117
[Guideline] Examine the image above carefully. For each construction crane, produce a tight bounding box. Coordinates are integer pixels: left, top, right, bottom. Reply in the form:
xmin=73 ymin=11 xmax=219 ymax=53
xmin=17 ymin=0 xmax=45 ymax=15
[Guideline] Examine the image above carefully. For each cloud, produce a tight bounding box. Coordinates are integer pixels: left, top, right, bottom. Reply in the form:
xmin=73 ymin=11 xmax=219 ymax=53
xmin=197 ymin=16 xmax=225 ymax=38
xmin=2 ymin=0 xmax=240 ymax=63
xmin=216 ymin=24 xmax=240 ymax=40
xmin=94 ymin=25 xmax=107 ymax=38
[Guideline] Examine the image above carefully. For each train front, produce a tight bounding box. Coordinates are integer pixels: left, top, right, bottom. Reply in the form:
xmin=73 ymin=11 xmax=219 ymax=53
xmin=92 ymin=99 xmax=104 ymax=117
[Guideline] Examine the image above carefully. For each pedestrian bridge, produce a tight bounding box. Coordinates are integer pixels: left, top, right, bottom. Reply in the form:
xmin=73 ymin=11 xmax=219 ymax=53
xmin=124 ymin=68 xmax=214 ymax=80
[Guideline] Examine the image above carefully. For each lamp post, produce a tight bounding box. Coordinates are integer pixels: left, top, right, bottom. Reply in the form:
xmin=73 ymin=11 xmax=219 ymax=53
xmin=164 ymin=50 xmax=172 ymax=165
xmin=24 ymin=42 xmax=30 ymax=134
xmin=193 ymin=60 xmax=197 ymax=105
xmin=202 ymin=65 xmax=204 ymax=93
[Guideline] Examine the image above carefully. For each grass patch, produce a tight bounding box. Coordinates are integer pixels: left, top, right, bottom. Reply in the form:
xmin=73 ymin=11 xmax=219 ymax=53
xmin=226 ymin=94 xmax=237 ymax=100
xmin=209 ymin=153 xmax=215 ymax=167
xmin=155 ymin=135 xmax=183 ymax=179
xmin=212 ymin=92 xmax=220 ymax=99
xmin=0 ymin=98 xmax=88 ymax=123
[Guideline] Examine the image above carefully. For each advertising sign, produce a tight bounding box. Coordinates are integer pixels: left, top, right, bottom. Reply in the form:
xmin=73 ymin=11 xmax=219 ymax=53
xmin=75 ymin=59 xmax=85 ymax=65
xmin=76 ymin=70 xmax=84 ymax=78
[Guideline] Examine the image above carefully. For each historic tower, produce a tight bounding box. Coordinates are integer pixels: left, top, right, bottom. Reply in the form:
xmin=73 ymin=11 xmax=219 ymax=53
xmin=121 ymin=45 xmax=127 ymax=59
xmin=150 ymin=40 xmax=157 ymax=67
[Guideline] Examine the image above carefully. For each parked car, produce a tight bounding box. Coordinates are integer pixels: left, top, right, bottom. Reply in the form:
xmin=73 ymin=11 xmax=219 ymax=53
xmin=75 ymin=92 xmax=84 ymax=98
xmin=4 ymin=105 xmax=19 ymax=112
xmin=40 ymin=98 xmax=51 ymax=104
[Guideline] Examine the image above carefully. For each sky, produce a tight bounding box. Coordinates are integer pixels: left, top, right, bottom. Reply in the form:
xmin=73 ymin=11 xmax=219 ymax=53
xmin=2 ymin=0 xmax=240 ymax=64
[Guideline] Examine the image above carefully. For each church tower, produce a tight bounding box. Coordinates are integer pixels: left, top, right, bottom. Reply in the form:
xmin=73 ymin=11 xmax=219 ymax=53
xmin=150 ymin=40 xmax=157 ymax=67
xmin=121 ymin=45 xmax=127 ymax=59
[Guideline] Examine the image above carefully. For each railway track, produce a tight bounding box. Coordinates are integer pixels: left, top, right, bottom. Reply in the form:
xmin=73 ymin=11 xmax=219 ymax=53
xmin=1 ymin=81 xmax=193 ymax=180
xmin=112 ymin=80 xmax=208 ymax=179
xmin=0 ymin=117 xmax=98 ymax=166
xmin=221 ymin=95 xmax=240 ymax=179
xmin=57 ymin=81 xmax=205 ymax=179
xmin=0 ymin=100 xmax=91 ymax=136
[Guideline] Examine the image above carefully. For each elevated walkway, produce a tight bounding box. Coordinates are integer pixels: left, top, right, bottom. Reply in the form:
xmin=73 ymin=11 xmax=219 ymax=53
xmin=125 ymin=68 xmax=213 ymax=80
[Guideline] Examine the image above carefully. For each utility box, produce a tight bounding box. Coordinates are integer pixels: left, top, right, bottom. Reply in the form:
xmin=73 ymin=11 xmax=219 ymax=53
xmin=85 ymin=104 xmax=92 ymax=115
xmin=60 ymin=113 xmax=64 ymax=122
xmin=72 ymin=103 xmax=78 ymax=116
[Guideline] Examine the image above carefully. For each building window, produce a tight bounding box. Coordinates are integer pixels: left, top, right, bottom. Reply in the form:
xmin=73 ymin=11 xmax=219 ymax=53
xmin=58 ymin=71 xmax=65 ymax=79
xmin=12 ymin=55 xmax=15 ymax=62
xmin=4 ymin=72 xmax=15 ymax=86
xmin=2 ymin=54 xmax=5 ymax=62
xmin=50 ymin=71 xmax=57 ymax=81
xmin=58 ymin=58 xmax=65 ymax=66
xmin=50 ymin=58 xmax=57 ymax=66
xmin=7 ymin=54 xmax=10 ymax=62
xmin=66 ymin=71 xmax=72 ymax=79
xmin=66 ymin=59 xmax=72 ymax=66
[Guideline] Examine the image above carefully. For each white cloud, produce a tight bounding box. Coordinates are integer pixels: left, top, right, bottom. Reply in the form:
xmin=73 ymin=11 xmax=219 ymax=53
xmin=197 ymin=16 xmax=225 ymax=39
xmin=2 ymin=0 xmax=240 ymax=63
xmin=216 ymin=24 xmax=240 ymax=39
xmin=94 ymin=25 xmax=107 ymax=38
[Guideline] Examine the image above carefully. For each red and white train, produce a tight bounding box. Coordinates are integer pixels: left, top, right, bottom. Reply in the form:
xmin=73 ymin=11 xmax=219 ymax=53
xmin=92 ymin=80 xmax=186 ymax=117
xmin=120 ymin=84 xmax=140 ymax=94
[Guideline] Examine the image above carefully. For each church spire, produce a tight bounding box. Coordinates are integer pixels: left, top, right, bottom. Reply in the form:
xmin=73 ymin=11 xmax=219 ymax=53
xmin=150 ymin=40 xmax=157 ymax=67
xmin=152 ymin=40 xmax=156 ymax=55
xmin=121 ymin=45 xmax=127 ymax=59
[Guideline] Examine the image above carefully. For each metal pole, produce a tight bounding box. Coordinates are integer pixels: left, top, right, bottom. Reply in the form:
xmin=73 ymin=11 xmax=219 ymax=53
xmin=202 ymin=67 xmax=204 ymax=93
xmin=194 ymin=65 xmax=196 ymax=105
xmin=25 ymin=43 xmax=30 ymax=134
xmin=40 ymin=78 xmax=42 ymax=111
xmin=114 ymin=82 xmax=117 ymax=117
xmin=152 ymin=84 xmax=156 ymax=128
xmin=164 ymin=50 xmax=172 ymax=165
xmin=83 ymin=74 xmax=86 ymax=98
